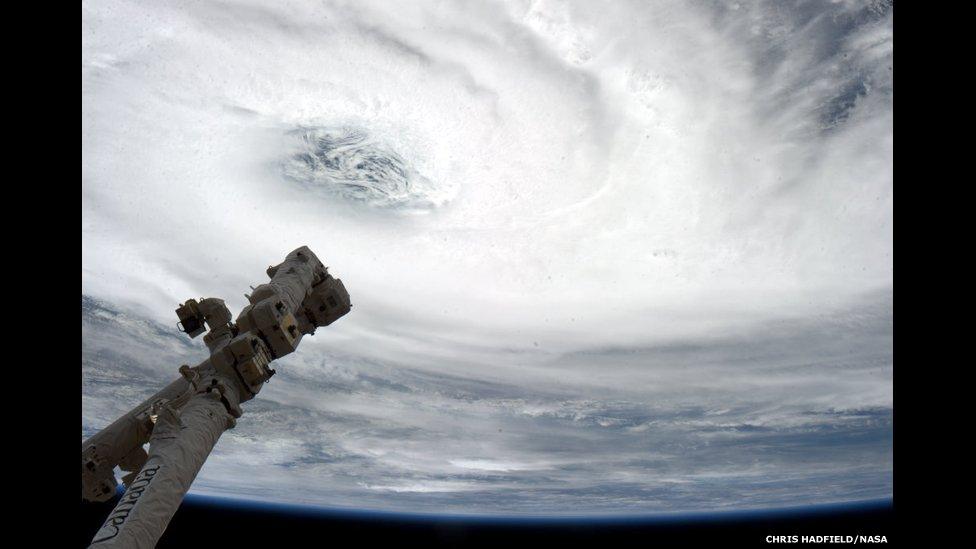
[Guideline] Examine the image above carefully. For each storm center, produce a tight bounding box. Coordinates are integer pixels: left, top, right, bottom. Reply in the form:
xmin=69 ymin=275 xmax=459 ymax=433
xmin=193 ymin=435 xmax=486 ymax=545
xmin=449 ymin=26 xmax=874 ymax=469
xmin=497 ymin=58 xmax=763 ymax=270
xmin=282 ymin=126 xmax=445 ymax=212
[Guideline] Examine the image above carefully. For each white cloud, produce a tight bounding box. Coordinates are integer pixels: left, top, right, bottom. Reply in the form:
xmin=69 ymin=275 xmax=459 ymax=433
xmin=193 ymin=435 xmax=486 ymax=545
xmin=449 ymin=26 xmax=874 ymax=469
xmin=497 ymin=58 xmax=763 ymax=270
xmin=82 ymin=0 xmax=892 ymax=515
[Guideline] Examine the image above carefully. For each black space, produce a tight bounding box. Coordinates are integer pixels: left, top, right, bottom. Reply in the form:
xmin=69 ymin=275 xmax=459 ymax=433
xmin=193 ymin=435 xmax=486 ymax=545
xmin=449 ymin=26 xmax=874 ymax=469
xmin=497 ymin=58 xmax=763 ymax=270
xmin=81 ymin=496 xmax=894 ymax=548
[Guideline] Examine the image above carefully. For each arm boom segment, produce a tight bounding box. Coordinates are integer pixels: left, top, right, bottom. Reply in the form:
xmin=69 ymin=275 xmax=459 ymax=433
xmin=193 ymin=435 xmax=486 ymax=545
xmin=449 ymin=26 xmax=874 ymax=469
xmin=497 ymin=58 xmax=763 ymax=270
xmin=82 ymin=246 xmax=351 ymax=547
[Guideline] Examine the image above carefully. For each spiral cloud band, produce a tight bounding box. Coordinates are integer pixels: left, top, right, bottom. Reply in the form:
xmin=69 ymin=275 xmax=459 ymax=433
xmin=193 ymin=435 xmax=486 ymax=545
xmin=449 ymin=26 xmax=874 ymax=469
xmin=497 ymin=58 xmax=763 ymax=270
xmin=82 ymin=0 xmax=892 ymax=515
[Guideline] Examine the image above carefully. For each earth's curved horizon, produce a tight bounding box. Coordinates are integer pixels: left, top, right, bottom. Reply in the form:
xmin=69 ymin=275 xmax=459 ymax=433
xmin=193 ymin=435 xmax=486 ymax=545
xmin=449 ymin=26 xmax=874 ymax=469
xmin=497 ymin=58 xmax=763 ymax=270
xmin=96 ymin=483 xmax=891 ymax=523
xmin=181 ymin=493 xmax=895 ymax=523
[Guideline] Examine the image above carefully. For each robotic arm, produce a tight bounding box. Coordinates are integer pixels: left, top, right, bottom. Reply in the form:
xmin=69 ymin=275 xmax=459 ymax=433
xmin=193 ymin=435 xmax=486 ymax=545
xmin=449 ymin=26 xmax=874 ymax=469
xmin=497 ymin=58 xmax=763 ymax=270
xmin=82 ymin=246 xmax=351 ymax=548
